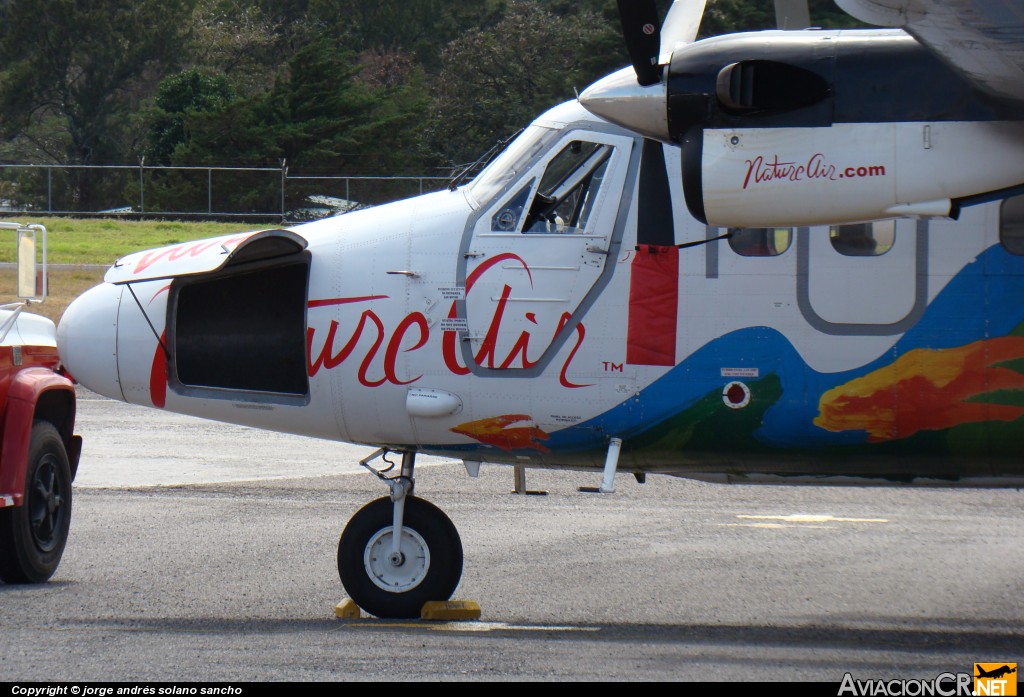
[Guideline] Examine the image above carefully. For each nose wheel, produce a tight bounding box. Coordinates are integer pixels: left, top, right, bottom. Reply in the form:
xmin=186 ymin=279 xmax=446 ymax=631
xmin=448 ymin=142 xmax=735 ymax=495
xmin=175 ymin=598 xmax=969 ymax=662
xmin=338 ymin=495 xmax=463 ymax=618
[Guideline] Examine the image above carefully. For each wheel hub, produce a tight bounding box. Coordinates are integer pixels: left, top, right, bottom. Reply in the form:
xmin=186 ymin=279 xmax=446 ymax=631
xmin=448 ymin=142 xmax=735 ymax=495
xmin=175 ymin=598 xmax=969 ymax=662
xmin=29 ymin=456 xmax=63 ymax=552
xmin=365 ymin=526 xmax=430 ymax=593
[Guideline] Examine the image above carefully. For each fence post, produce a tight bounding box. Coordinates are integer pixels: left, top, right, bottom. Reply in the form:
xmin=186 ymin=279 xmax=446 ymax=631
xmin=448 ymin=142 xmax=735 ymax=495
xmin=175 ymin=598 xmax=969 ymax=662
xmin=139 ymin=156 xmax=145 ymax=213
xmin=208 ymin=168 xmax=212 ymax=214
xmin=47 ymin=167 xmax=52 ymax=213
xmin=280 ymin=159 xmax=287 ymax=222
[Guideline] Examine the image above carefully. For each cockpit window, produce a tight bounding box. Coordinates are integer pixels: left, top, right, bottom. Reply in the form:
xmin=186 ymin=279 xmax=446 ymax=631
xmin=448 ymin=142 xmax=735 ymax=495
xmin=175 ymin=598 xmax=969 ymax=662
xmin=522 ymin=140 xmax=612 ymax=234
xmin=467 ymin=124 xmax=559 ymax=205
xmin=491 ymin=181 xmax=533 ymax=232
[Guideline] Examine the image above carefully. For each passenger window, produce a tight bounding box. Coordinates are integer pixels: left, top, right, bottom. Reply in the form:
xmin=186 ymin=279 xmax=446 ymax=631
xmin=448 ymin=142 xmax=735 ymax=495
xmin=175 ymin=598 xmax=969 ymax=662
xmin=728 ymin=227 xmax=792 ymax=256
xmin=522 ymin=140 xmax=612 ymax=233
xmin=1000 ymin=195 xmax=1024 ymax=255
xmin=829 ymin=220 xmax=895 ymax=256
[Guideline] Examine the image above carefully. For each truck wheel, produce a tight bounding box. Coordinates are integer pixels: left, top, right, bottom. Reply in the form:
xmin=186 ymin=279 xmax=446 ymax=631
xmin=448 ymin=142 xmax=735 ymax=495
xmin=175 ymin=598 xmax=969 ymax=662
xmin=0 ymin=421 xmax=72 ymax=583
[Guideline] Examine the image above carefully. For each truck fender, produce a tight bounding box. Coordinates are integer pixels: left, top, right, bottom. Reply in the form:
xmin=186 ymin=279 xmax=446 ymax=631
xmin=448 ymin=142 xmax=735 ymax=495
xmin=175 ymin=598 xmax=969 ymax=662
xmin=0 ymin=368 xmax=77 ymax=506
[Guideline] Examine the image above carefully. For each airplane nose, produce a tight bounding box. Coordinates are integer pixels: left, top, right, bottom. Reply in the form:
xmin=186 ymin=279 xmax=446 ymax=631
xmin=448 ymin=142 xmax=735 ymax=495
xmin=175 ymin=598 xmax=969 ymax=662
xmin=57 ymin=282 xmax=124 ymax=401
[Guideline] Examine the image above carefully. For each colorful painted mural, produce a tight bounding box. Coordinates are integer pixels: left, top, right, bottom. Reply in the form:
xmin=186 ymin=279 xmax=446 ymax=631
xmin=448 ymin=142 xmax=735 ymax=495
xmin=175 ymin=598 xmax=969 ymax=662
xmin=450 ymin=414 xmax=551 ymax=452
xmin=538 ymin=243 xmax=1024 ymax=464
xmin=815 ymin=338 xmax=1024 ymax=442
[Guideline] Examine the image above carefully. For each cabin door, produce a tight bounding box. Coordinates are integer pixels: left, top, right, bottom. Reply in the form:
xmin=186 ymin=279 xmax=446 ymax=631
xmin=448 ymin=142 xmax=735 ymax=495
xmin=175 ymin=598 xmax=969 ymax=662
xmin=460 ymin=130 xmax=635 ymax=372
xmin=801 ymin=219 xmax=923 ymax=333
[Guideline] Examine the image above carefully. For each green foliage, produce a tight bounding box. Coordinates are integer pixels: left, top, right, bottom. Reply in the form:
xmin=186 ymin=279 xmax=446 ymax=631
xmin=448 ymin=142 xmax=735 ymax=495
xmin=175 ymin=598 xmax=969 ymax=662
xmin=0 ymin=0 xmax=872 ymax=212
xmin=0 ymin=0 xmax=194 ymax=164
xmin=429 ymin=0 xmax=611 ymax=166
xmin=277 ymin=41 xmax=378 ymax=166
xmin=304 ymin=0 xmax=496 ymax=70
xmin=147 ymin=68 xmax=236 ymax=165
xmin=176 ymin=39 xmax=427 ymax=171
xmin=0 ymin=0 xmax=194 ymax=208
xmin=701 ymin=0 xmax=778 ymax=36
xmin=142 ymin=38 xmax=432 ymax=210
xmin=190 ymin=0 xmax=310 ymax=97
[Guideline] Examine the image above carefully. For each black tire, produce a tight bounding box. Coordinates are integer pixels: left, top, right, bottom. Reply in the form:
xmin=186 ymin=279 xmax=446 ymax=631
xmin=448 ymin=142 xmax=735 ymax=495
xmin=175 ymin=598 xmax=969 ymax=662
xmin=338 ymin=496 xmax=462 ymax=619
xmin=0 ymin=421 xmax=72 ymax=583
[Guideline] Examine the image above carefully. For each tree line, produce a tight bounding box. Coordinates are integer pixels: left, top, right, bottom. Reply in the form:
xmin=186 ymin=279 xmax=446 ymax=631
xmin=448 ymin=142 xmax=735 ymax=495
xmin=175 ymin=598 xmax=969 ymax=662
xmin=0 ymin=0 xmax=858 ymax=212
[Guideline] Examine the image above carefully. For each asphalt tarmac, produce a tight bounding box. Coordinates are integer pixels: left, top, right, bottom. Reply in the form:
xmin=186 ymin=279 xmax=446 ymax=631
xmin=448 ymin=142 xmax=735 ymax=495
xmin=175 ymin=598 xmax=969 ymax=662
xmin=0 ymin=390 xmax=1020 ymax=681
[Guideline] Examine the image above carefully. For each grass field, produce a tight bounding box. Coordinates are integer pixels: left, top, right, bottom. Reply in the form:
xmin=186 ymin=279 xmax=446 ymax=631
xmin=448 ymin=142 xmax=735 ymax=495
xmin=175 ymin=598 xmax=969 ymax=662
xmin=5 ymin=217 xmax=258 ymax=264
xmin=0 ymin=216 xmax=263 ymax=324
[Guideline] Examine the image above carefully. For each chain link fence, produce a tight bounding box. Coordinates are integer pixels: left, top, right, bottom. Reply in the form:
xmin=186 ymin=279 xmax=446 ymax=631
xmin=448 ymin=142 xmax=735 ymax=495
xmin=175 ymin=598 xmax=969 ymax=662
xmin=0 ymin=163 xmax=451 ymax=222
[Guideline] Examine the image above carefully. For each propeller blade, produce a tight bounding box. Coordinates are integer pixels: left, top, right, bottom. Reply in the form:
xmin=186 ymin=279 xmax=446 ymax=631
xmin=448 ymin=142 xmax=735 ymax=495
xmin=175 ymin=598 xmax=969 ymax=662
xmin=617 ymin=0 xmax=663 ymax=86
xmin=773 ymin=0 xmax=811 ymax=29
xmin=659 ymin=0 xmax=708 ymax=62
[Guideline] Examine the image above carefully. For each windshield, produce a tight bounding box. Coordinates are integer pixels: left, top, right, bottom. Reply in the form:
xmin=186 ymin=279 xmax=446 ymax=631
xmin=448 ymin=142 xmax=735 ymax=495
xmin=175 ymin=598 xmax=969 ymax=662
xmin=467 ymin=124 xmax=560 ymax=206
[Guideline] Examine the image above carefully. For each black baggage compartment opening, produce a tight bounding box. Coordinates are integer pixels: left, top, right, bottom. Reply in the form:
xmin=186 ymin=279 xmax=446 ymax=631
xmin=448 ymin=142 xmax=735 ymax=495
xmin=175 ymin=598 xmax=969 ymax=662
xmin=169 ymin=243 xmax=310 ymax=401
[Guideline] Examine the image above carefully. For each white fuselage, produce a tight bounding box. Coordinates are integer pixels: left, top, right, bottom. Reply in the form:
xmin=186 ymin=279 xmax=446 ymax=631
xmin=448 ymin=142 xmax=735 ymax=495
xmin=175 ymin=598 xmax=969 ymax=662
xmin=57 ymin=101 xmax=1024 ymax=485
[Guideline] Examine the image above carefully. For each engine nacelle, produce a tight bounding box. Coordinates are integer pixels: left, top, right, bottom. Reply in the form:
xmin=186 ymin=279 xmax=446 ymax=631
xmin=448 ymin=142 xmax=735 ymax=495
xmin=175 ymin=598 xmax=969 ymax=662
xmin=689 ymin=120 xmax=1024 ymax=227
xmin=656 ymin=29 xmax=1024 ymax=227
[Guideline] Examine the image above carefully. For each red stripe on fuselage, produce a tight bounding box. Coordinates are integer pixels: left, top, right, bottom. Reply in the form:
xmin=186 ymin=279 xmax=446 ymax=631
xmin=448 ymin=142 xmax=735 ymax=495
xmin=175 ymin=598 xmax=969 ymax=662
xmin=308 ymin=295 xmax=389 ymax=308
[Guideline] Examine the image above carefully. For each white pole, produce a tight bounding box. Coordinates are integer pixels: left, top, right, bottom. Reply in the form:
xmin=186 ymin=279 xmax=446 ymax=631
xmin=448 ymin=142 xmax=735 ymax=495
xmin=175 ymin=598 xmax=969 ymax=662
xmin=599 ymin=437 xmax=623 ymax=493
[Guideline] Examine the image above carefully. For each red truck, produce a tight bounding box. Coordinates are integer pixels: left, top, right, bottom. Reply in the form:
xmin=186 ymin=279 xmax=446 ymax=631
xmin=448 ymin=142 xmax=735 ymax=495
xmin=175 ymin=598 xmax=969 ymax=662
xmin=0 ymin=222 xmax=81 ymax=583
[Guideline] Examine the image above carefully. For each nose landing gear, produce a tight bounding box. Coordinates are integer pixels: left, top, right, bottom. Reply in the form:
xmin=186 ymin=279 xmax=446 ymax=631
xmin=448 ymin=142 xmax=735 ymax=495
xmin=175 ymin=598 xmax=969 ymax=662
xmin=337 ymin=451 xmax=463 ymax=619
